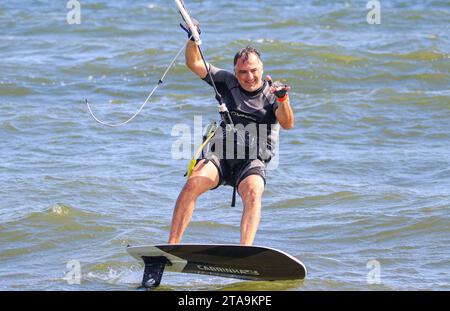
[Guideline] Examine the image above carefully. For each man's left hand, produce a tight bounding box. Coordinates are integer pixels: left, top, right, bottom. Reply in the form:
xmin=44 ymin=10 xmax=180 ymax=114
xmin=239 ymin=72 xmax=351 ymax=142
xmin=266 ymin=75 xmax=291 ymax=99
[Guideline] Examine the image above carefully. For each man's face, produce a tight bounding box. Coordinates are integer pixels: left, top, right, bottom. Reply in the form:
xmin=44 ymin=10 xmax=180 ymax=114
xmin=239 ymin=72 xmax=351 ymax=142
xmin=234 ymin=53 xmax=264 ymax=92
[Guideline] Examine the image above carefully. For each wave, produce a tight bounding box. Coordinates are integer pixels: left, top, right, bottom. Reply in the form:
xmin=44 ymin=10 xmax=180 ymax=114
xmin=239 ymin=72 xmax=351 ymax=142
xmin=26 ymin=203 xmax=102 ymax=222
xmin=269 ymin=191 xmax=363 ymax=209
xmin=0 ymin=84 xmax=33 ymax=96
xmin=0 ymin=204 xmax=114 ymax=245
xmin=313 ymin=51 xmax=365 ymax=64
xmin=0 ymin=121 xmax=19 ymax=133
xmin=351 ymin=214 xmax=450 ymax=243
xmin=381 ymin=49 xmax=449 ymax=62
xmin=188 ymin=220 xmax=237 ymax=229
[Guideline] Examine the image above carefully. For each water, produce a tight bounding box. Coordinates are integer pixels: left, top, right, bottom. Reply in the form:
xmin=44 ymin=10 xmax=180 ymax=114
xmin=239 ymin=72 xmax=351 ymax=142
xmin=0 ymin=0 xmax=449 ymax=291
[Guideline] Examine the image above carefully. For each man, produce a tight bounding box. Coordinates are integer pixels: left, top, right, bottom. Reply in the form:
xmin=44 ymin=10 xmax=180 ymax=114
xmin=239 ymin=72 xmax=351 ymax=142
xmin=168 ymin=27 xmax=294 ymax=246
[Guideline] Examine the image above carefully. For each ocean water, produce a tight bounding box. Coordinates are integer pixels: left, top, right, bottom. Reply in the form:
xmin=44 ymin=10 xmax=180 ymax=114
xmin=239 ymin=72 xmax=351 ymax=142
xmin=0 ymin=0 xmax=449 ymax=291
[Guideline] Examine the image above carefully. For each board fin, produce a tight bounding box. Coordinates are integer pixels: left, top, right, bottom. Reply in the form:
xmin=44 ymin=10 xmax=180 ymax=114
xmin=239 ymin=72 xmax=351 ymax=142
xmin=140 ymin=256 xmax=170 ymax=288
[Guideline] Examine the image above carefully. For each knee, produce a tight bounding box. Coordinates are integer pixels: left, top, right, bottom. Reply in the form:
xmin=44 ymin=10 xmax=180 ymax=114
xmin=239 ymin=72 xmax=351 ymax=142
xmin=241 ymin=186 xmax=263 ymax=207
xmin=182 ymin=177 xmax=208 ymax=198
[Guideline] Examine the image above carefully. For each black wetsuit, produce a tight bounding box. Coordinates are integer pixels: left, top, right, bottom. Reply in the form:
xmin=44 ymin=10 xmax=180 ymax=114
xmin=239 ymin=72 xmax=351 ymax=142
xmin=200 ymin=64 xmax=281 ymax=194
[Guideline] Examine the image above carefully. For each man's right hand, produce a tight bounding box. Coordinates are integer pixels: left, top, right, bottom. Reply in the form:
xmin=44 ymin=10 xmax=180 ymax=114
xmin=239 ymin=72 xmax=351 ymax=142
xmin=179 ymin=18 xmax=201 ymax=42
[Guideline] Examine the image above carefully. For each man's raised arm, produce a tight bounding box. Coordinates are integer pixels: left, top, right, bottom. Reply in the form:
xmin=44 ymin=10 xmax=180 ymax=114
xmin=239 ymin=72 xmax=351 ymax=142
xmin=185 ymin=40 xmax=208 ymax=79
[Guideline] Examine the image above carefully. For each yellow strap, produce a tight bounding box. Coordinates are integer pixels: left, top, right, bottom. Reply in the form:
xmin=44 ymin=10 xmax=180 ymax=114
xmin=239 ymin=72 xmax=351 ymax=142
xmin=186 ymin=130 xmax=216 ymax=179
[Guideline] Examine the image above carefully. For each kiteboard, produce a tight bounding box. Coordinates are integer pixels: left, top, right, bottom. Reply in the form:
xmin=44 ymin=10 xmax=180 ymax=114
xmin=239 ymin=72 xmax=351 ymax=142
xmin=127 ymin=244 xmax=307 ymax=288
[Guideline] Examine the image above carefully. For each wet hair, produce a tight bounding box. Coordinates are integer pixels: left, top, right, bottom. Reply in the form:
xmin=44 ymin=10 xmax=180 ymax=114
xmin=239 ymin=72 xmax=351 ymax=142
xmin=234 ymin=46 xmax=262 ymax=67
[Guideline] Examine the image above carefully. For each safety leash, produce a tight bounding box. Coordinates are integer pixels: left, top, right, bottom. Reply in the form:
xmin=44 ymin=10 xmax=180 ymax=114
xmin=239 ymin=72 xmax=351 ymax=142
xmin=85 ymin=36 xmax=191 ymax=127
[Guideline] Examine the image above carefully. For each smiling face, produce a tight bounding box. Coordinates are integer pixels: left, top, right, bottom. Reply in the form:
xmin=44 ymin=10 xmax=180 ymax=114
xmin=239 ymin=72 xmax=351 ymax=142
xmin=234 ymin=52 xmax=264 ymax=92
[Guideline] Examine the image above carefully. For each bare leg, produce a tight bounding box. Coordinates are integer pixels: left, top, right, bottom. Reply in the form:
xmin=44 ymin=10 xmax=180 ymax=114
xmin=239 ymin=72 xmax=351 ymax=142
xmin=168 ymin=160 xmax=220 ymax=244
xmin=237 ymin=175 xmax=265 ymax=246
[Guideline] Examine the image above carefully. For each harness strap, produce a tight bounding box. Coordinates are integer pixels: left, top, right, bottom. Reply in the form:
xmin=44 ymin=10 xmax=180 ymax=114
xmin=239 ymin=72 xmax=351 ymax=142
xmin=231 ymin=185 xmax=237 ymax=207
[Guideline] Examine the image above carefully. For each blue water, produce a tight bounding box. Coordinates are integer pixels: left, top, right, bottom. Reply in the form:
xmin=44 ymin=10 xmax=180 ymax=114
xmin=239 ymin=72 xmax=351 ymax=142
xmin=0 ymin=0 xmax=449 ymax=290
